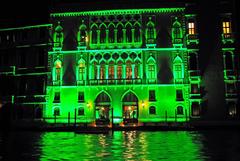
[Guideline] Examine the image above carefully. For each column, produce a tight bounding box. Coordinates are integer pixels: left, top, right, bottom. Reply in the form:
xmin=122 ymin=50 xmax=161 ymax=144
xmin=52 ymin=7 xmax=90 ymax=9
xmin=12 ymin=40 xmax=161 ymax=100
xmin=106 ymin=29 xmax=109 ymax=45
xmin=131 ymin=29 xmax=135 ymax=43
xmin=114 ymin=29 xmax=118 ymax=43
xmin=97 ymin=30 xmax=100 ymax=45
xmin=105 ymin=64 xmax=109 ymax=79
xmin=131 ymin=64 xmax=135 ymax=79
xmin=123 ymin=29 xmax=126 ymax=43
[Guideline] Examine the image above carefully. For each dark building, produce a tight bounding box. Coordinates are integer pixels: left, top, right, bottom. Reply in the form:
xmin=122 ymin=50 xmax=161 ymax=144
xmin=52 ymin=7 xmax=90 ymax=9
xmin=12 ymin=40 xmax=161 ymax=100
xmin=0 ymin=0 xmax=239 ymax=127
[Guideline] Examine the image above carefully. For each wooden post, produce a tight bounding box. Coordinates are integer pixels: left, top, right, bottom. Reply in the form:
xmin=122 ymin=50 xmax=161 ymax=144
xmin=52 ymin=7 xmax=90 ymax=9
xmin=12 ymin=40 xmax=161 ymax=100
xmin=112 ymin=107 xmax=114 ymax=130
xmin=74 ymin=108 xmax=77 ymax=128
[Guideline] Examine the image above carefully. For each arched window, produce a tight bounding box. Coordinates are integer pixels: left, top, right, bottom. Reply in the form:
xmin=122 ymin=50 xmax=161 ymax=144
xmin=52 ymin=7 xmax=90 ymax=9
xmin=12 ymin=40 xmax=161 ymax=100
xmin=53 ymin=59 xmax=62 ymax=82
xmin=146 ymin=18 xmax=156 ymax=44
xmin=108 ymin=23 xmax=115 ymax=43
xmin=93 ymin=61 xmax=98 ymax=79
xmin=134 ymin=60 xmax=140 ymax=78
xmin=149 ymin=106 xmax=156 ymax=115
xmin=147 ymin=56 xmax=156 ymax=81
xmin=100 ymin=24 xmax=106 ymax=43
xmin=91 ymin=25 xmax=98 ymax=44
xmin=100 ymin=61 xmax=105 ymax=80
xmin=173 ymin=56 xmax=184 ymax=80
xmin=172 ymin=18 xmax=183 ymax=40
xmin=177 ymin=106 xmax=184 ymax=115
xmin=54 ymin=22 xmax=64 ymax=48
xmin=78 ymin=22 xmax=87 ymax=46
xmin=108 ymin=61 xmax=114 ymax=79
xmin=117 ymin=61 xmax=123 ymax=79
xmin=117 ymin=24 xmax=123 ymax=43
xmin=53 ymin=107 xmax=60 ymax=116
xmin=126 ymin=60 xmax=132 ymax=79
xmin=134 ymin=23 xmax=141 ymax=42
xmin=77 ymin=59 xmax=86 ymax=81
xmin=126 ymin=23 xmax=132 ymax=43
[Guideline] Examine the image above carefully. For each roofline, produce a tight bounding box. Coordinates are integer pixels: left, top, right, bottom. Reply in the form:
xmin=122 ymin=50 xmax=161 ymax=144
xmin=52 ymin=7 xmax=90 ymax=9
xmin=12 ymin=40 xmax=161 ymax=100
xmin=51 ymin=8 xmax=185 ymax=17
xmin=0 ymin=24 xmax=52 ymax=32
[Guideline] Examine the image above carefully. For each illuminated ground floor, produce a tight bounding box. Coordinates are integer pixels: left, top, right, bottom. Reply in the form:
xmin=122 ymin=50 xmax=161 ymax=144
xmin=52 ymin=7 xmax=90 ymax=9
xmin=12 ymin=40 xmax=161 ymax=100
xmin=42 ymin=84 xmax=197 ymax=126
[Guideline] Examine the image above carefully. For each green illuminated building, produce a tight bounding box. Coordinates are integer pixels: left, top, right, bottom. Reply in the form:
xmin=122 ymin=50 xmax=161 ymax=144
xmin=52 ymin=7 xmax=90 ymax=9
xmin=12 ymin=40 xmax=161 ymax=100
xmin=0 ymin=1 xmax=239 ymax=127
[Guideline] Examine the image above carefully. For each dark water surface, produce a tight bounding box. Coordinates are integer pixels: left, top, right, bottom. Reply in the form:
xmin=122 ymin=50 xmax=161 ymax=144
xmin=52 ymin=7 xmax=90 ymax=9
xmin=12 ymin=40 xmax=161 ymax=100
xmin=1 ymin=130 xmax=240 ymax=161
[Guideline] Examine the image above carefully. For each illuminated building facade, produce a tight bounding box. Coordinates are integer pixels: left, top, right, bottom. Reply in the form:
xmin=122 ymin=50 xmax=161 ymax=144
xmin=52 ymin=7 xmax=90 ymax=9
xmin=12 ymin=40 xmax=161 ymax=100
xmin=0 ymin=1 xmax=239 ymax=127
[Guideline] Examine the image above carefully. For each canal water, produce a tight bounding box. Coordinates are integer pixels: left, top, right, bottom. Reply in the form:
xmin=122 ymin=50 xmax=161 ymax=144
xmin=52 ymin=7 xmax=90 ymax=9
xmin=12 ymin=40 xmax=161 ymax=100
xmin=1 ymin=130 xmax=240 ymax=161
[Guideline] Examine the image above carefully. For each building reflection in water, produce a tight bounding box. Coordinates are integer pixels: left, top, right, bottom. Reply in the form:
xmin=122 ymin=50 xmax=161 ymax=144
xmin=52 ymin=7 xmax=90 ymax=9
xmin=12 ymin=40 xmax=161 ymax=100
xmin=39 ymin=131 xmax=204 ymax=161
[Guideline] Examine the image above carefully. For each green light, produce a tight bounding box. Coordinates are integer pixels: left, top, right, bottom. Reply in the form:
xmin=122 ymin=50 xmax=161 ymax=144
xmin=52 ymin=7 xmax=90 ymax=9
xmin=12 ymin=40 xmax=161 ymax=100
xmin=0 ymin=24 xmax=52 ymax=32
xmin=51 ymin=8 xmax=185 ymax=17
xmin=39 ymin=131 xmax=204 ymax=160
xmin=48 ymin=48 xmax=188 ymax=55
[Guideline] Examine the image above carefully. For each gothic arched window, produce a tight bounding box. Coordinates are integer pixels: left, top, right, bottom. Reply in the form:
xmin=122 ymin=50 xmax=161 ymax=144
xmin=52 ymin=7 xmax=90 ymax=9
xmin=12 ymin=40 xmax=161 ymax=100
xmin=173 ymin=56 xmax=184 ymax=81
xmin=100 ymin=24 xmax=107 ymax=43
xmin=117 ymin=24 xmax=123 ymax=43
xmin=91 ymin=25 xmax=98 ymax=44
xmin=53 ymin=59 xmax=62 ymax=82
xmin=108 ymin=23 xmax=115 ymax=43
xmin=126 ymin=23 xmax=132 ymax=43
xmin=77 ymin=59 xmax=86 ymax=81
xmin=172 ymin=18 xmax=183 ymax=40
xmin=54 ymin=22 xmax=64 ymax=47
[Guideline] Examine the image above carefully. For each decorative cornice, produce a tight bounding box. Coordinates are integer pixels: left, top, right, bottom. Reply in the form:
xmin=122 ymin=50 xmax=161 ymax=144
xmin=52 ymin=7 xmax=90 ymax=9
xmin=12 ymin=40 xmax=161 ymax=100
xmin=51 ymin=8 xmax=185 ymax=17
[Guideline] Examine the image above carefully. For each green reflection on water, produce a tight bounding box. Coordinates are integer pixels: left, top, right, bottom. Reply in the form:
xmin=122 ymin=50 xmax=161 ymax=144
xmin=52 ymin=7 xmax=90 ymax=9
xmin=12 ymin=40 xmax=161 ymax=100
xmin=40 ymin=131 xmax=204 ymax=161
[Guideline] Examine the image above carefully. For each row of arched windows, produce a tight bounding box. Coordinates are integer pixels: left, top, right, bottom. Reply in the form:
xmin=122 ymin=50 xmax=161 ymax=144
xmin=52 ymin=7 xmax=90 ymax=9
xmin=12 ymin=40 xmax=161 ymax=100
xmin=90 ymin=22 xmax=142 ymax=44
xmin=52 ymin=55 xmax=184 ymax=83
xmin=53 ymin=17 xmax=183 ymax=47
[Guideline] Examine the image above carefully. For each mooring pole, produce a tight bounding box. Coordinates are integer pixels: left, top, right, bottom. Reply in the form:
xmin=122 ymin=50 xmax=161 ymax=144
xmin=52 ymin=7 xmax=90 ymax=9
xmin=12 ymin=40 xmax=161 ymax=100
xmin=74 ymin=108 xmax=77 ymax=128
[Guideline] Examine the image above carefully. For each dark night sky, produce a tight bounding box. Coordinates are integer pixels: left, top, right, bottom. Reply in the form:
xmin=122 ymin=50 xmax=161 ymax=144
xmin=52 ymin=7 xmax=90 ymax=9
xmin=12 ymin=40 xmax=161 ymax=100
xmin=0 ymin=0 xmax=237 ymax=28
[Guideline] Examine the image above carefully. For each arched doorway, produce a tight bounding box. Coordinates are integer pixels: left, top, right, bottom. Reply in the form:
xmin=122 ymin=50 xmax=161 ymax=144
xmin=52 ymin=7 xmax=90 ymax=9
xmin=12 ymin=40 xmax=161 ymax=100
xmin=95 ymin=92 xmax=111 ymax=125
xmin=122 ymin=92 xmax=138 ymax=124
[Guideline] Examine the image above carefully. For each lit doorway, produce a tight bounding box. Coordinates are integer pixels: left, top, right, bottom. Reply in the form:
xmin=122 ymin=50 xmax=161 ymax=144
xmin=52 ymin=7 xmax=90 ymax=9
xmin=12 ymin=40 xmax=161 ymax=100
xmin=95 ymin=92 xmax=111 ymax=125
xmin=122 ymin=92 xmax=138 ymax=124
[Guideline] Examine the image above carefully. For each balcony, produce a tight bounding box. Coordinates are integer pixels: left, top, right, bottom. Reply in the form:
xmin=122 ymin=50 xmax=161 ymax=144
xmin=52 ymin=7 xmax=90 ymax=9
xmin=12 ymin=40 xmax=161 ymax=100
xmin=172 ymin=38 xmax=183 ymax=48
xmin=15 ymin=66 xmax=48 ymax=76
xmin=52 ymin=80 xmax=62 ymax=86
xmin=0 ymin=66 xmax=15 ymax=75
xmin=88 ymin=78 xmax=142 ymax=86
xmin=89 ymin=42 xmax=142 ymax=49
xmin=77 ymin=41 xmax=87 ymax=50
xmin=15 ymin=95 xmax=46 ymax=104
xmin=222 ymin=33 xmax=234 ymax=44
xmin=224 ymin=70 xmax=236 ymax=80
xmin=146 ymin=38 xmax=156 ymax=48
xmin=186 ymin=34 xmax=199 ymax=45
xmin=189 ymin=70 xmax=200 ymax=77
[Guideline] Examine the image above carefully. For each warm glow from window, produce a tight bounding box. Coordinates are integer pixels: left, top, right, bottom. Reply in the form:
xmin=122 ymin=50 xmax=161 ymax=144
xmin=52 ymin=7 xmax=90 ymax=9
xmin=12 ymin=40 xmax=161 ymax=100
xmin=223 ymin=21 xmax=231 ymax=34
xmin=55 ymin=62 xmax=61 ymax=68
xmin=188 ymin=22 xmax=195 ymax=35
